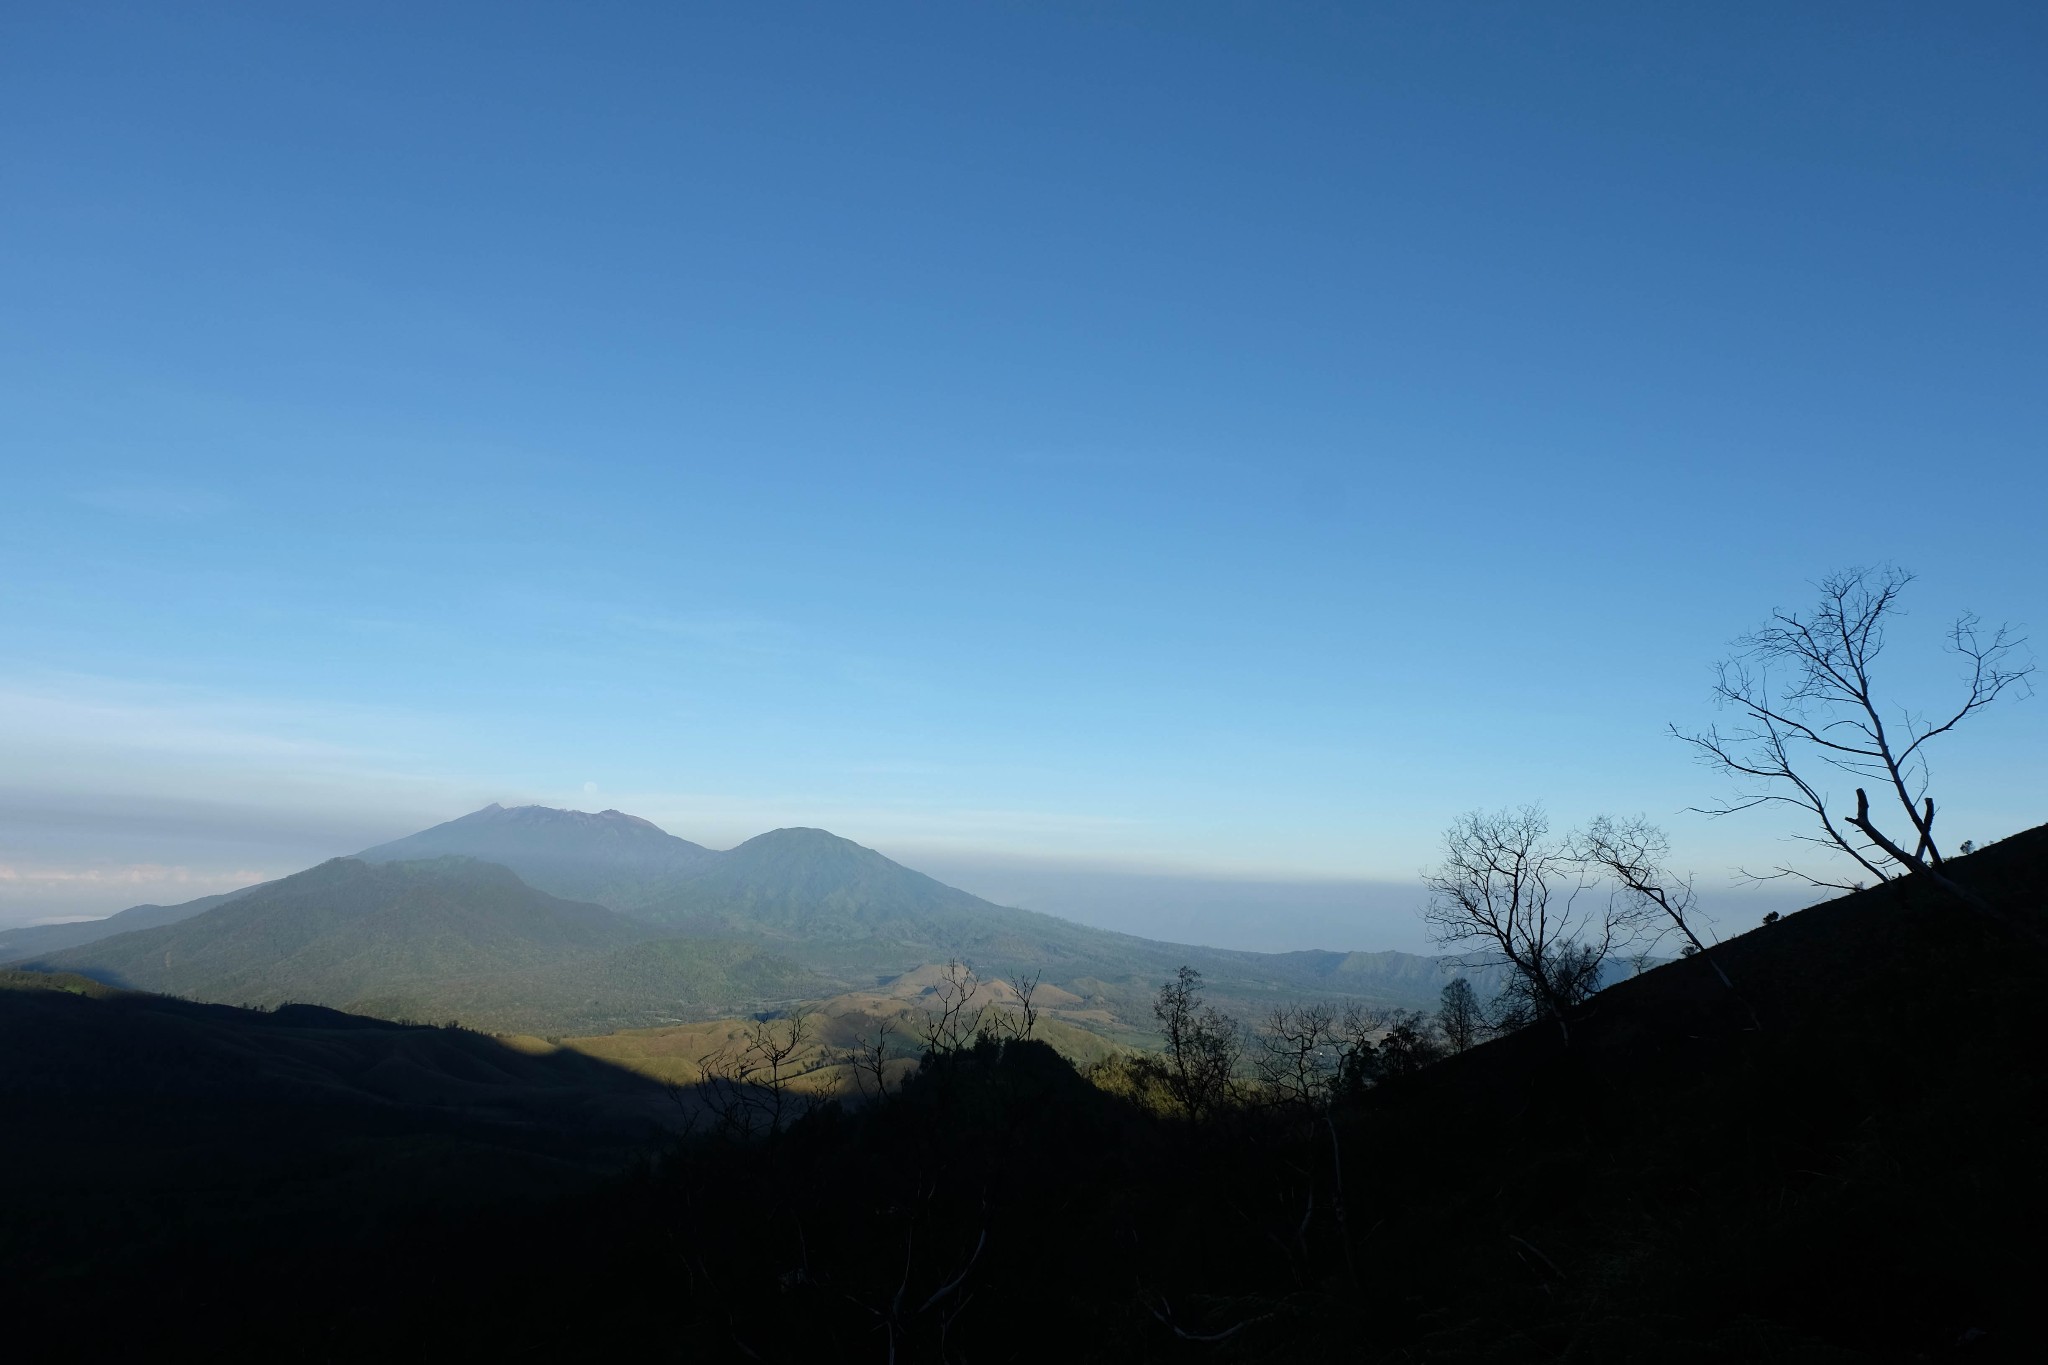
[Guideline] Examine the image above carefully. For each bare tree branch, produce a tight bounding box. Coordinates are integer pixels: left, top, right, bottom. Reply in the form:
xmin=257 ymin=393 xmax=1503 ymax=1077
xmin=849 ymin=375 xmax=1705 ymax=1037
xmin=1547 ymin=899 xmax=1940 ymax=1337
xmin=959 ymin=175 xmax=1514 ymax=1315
xmin=1423 ymin=805 xmax=1651 ymax=1042
xmin=915 ymin=958 xmax=992 ymax=1057
xmin=843 ymin=1017 xmax=898 ymax=1103
xmin=1580 ymin=814 xmax=1761 ymax=1030
xmin=695 ymin=1009 xmax=819 ymax=1138
xmin=1673 ymin=565 xmax=2034 ymax=899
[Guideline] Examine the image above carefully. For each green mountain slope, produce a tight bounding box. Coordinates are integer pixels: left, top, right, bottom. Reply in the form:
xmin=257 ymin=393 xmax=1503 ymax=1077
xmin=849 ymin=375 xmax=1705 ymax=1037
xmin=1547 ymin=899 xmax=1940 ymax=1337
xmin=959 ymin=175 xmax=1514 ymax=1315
xmin=649 ymin=828 xmax=1499 ymax=1020
xmin=644 ymin=826 xmax=1134 ymax=953
xmin=27 ymin=856 xmax=655 ymax=1010
xmin=356 ymin=810 xmax=1484 ymax=1018
xmin=645 ymin=826 xmax=981 ymax=933
xmin=0 ymin=883 xmax=265 ymax=961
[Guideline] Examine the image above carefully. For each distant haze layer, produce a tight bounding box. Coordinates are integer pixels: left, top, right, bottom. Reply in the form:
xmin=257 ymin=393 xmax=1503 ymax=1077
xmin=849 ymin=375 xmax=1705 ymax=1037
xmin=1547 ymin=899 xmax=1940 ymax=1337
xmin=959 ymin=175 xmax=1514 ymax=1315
xmin=874 ymin=852 xmax=1807 ymax=956
xmin=897 ymin=855 xmax=1435 ymax=955
xmin=1 ymin=793 xmax=1814 ymax=953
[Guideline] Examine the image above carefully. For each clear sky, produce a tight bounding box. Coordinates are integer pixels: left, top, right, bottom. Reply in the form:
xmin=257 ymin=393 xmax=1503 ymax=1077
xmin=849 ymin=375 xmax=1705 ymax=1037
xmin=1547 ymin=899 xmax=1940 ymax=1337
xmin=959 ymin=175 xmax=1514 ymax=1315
xmin=3 ymin=3 xmax=2043 ymax=947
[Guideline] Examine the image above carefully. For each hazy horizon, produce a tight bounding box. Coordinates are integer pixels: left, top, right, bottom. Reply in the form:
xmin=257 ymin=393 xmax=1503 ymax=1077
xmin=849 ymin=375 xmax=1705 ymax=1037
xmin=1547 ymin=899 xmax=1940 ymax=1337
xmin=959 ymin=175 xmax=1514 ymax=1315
xmin=4 ymin=5 xmax=2042 ymax=946
xmin=1 ymin=796 xmax=1816 ymax=956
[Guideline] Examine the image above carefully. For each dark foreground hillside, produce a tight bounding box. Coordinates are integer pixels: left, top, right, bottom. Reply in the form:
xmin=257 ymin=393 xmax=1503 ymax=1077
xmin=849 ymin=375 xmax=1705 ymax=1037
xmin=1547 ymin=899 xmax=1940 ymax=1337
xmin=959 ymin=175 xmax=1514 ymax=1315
xmin=7 ymin=828 xmax=2045 ymax=1361
xmin=0 ymin=971 xmax=676 ymax=1333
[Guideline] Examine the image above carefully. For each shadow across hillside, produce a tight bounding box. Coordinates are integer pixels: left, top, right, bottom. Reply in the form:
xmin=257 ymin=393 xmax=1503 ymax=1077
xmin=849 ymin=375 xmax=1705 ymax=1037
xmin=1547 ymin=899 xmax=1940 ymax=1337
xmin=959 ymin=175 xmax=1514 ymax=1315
xmin=0 ymin=971 xmax=682 ymax=1319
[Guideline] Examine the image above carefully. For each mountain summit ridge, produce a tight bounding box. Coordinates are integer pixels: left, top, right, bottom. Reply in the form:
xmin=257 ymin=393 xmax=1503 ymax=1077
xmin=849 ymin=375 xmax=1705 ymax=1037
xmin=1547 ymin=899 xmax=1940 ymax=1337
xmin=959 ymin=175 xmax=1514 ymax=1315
xmin=356 ymin=802 xmax=716 ymax=913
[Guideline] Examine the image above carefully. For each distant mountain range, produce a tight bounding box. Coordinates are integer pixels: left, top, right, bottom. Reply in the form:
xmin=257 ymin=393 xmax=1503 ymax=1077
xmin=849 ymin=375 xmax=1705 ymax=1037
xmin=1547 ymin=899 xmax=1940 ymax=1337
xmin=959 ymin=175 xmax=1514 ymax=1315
xmin=5 ymin=804 xmax=1495 ymax=1034
xmin=359 ymin=805 xmax=1103 ymax=948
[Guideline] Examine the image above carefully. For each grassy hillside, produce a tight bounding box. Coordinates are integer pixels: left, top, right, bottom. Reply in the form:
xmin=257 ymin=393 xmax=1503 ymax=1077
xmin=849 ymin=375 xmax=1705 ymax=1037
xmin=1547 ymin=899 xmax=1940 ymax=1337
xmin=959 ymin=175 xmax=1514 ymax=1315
xmin=0 ymin=966 xmax=129 ymax=999
xmin=551 ymin=969 xmax=1126 ymax=1092
xmin=365 ymin=936 xmax=835 ymax=1036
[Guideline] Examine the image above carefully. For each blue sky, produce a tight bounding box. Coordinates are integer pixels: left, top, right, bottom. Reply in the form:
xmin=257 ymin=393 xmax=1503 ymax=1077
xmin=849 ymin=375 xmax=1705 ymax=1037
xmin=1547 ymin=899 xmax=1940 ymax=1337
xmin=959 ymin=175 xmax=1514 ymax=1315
xmin=3 ymin=3 xmax=2043 ymax=947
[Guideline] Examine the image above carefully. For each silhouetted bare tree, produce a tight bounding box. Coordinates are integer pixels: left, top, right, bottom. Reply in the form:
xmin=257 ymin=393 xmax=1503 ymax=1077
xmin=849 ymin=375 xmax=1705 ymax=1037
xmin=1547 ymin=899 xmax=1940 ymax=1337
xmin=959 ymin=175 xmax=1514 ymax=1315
xmin=844 ymin=1017 xmax=898 ymax=1102
xmin=999 ymin=970 xmax=1042 ymax=1041
xmin=1673 ymin=565 xmax=2033 ymax=894
xmin=1253 ymin=1003 xmax=1340 ymax=1113
xmin=916 ymin=958 xmax=992 ymax=1056
xmin=698 ymin=1010 xmax=817 ymax=1137
xmin=1423 ymin=805 xmax=1648 ymax=1043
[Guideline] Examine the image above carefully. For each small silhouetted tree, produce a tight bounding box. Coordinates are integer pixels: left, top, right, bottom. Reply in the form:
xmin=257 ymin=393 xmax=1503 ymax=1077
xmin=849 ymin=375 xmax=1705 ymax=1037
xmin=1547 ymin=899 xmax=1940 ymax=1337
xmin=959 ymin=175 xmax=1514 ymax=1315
xmin=1436 ymin=978 xmax=1481 ymax=1054
xmin=698 ymin=1010 xmax=817 ymax=1137
xmin=844 ymin=1017 xmax=898 ymax=1102
xmin=916 ymin=958 xmax=992 ymax=1056
xmin=1254 ymin=1003 xmax=1340 ymax=1113
xmin=1673 ymin=566 xmax=2034 ymax=927
xmin=1001 ymin=970 xmax=1042 ymax=1041
xmin=1155 ymin=966 xmax=1242 ymax=1119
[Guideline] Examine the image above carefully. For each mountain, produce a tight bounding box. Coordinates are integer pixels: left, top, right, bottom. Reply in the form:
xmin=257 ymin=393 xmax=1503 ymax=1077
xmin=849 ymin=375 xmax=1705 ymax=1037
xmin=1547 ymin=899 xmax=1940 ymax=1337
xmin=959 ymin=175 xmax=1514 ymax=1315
xmin=25 ymin=856 xmax=654 ymax=1014
xmin=356 ymin=803 xmax=713 ymax=914
xmin=363 ymin=812 xmax=1467 ymax=999
xmin=360 ymin=810 xmax=1168 ymax=958
xmin=632 ymin=827 xmax=1484 ymax=1017
xmin=642 ymin=826 xmax=1111 ymax=944
xmin=24 ymin=805 xmax=1490 ymax=1034
xmin=0 ymin=884 xmax=265 ymax=961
